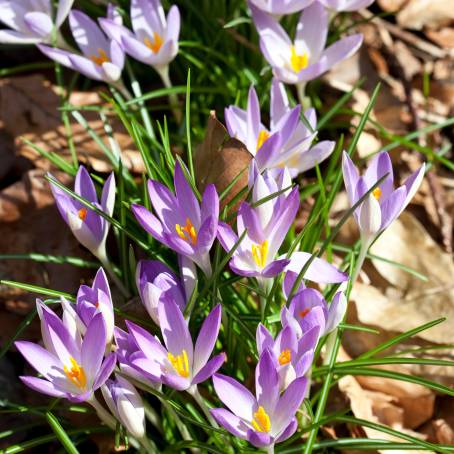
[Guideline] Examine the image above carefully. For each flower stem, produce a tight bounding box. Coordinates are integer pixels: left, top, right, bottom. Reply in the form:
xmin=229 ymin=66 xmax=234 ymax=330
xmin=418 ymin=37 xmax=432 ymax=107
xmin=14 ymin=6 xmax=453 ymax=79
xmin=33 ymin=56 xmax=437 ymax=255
xmin=96 ymin=247 xmax=130 ymax=298
xmin=88 ymin=396 xmax=117 ymax=431
xmin=296 ymin=81 xmax=310 ymax=110
xmin=157 ymin=66 xmax=182 ymax=123
xmin=188 ymin=385 xmax=218 ymax=428
xmin=143 ymin=400 xmax=163 ymax=434
xmin=265 ymin=443 xmax=275 ymax=454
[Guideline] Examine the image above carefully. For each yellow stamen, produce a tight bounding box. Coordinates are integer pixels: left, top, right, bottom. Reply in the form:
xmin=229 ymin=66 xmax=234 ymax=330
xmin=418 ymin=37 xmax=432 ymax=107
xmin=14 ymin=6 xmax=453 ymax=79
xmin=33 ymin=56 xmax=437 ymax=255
xmin=278 ymin=349 xmax=292 ymax=366
xmin=251 ymin=406 xmax=271 ymax=433
xmin=144 ymin=32 xmax=163 ymax=53
xmin=175 ymin=218 xmax=198 ymax=245
xmin=251 ymin=240 xmax=269 ymax=269
xmin=168 ymin=350 xmax=190 ymax=378
xmin=78 ymin=208 xmax=87 ymax=221
xmin=90 ymin=48 xmax=110 ymax=66
xmin=299 ymin=308 xmax=310 ymax=319
xmin=256 ymin=130 xmax=271 ymax=151
xmin=372 ymin=187 xmax=382 ymax=200
xmin=290 ymin=46 xmax=308 ymax=72
xmin=64 ymin=357 xmax=87 ymax=389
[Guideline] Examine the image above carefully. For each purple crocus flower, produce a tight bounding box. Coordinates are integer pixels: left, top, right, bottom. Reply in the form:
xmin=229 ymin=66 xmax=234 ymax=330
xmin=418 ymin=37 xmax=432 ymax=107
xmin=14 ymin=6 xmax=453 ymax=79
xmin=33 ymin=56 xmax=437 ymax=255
xmin=15 ymin=303 xmax=116 ymax=402
xmin=124 ymin=300 xmax=225 ymax=391
xmin=38 ymin=9 xmax=125 ymax=84
xmin=281 ymin=288 xmax=347 ymax=340
xmin=49 ymin=166 xmax=116 ymax=262
xmin=211 ymin=350 xmax=308 ymax=449
xmin=342 ymin=151 xmax=425 ymax=242
xmin=136 ymin=257 xmax=196 ymax=325
xmin=101 ymin=375 xmax=146 ymax=439
xmin=248 ymin=0 xmax=314 ymax=15
xmin=0 ymin=0 xmax=73 ymax=45
xmin=319 ymin=0 xmax=375 ymax=11
xmin=217 ymin=178 xmax=299 ymax=288
xmin=132 ymin=162 xmax=219 ymax=277
xmin=99 ymin=0 xmax=180 ymax=79
xmin=251 ymin=2 xmax=363 ymax=85
xmin=257 ymin=324 xmax=316 ymax=391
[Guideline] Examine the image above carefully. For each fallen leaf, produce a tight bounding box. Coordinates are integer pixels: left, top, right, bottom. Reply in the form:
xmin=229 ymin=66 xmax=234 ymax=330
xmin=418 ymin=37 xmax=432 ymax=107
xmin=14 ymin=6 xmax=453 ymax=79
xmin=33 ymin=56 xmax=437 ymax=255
xmin=397 ymin=0 xmax=454 ymax=30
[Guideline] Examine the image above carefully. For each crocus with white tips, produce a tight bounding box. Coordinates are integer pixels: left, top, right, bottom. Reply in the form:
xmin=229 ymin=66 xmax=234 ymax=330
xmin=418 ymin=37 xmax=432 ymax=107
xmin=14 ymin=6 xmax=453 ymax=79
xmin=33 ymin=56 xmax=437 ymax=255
xmin=100 ymin=0 xmax=180 ymax=80
xmin=248 ymin=0 xmax=314 ymax=15
xmin=125 ymin=300 xmax=225 ymax=391
xmin=227 ymin=80 xmax=335 ymax=176
xmin=319 ymin=0 xmax=374 ymax=11
xmin=251 ymin=2 xmax=363 ymax=86
xmin=38 ymin=9 xmax=125 ymax=84
xmin=211 ymin=350 xmax=308 ymax=449
xmin=102 ymin=375 xmax=146 ymax=439
xmin=0 ymin=0 xmax=73 ymax=45
xmin=136 ymin=257 xmax=196 ymax=325
xmin=342 ymin=151 xmax=425 ymax=243
xmin=281 ymin=289 xmax=347 ymax=340
xmin=257 ymin=324 xmax=316 ymax=391
xmin=16 ymin=304 xmax=116 ymax=402
xmin=49 ymin=166 xmax=115 ymax=262
xmin=217 ymin=181 xmax=299 ymax=288
xmin=132 ymin=162 xmax=219 ymax=276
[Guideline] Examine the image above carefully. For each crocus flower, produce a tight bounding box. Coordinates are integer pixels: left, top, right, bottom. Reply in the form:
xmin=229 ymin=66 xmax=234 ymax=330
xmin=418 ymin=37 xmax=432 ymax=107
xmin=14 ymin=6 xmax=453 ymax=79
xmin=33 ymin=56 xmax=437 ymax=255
xmin=16 ymin=304 xmax=116 ymax=402
xmin=49 ymin=166 xmax=116 ymax=262
xmin=251 ymin=2 xmax=363 ymax=85
xmin=281 ymin=289 xmax=347 ymax=340
xmin=257 ymin=324 xmax=316 ymax=391
xmin=0 ymin=0 xmax=73 ymax=45
xmin=99 ymin=0 xmax=180 ymax=79
xmin=217 ymin=184 xmax=299 ymax=288
xmin=211 ymin=350 xmax=308 ymax=449
xmin=124 ymin=300 xmax=225 ymax=391
xmin=342 ymin=151 xmax=425 ymax=243
xmin=102 ymin=375 xmax=146 ymax=439
xmin=248 ymin=0 xmax=314 ymax=15
xmin=318 ymin=0 xmax=375 ymax=11
xmin=136 ymin=257 xmax=196 ymax=325
xmin=38 ymin=9 xmax=125 ymax=84
xmin=132 ymin=162 xmax=219 ymax=276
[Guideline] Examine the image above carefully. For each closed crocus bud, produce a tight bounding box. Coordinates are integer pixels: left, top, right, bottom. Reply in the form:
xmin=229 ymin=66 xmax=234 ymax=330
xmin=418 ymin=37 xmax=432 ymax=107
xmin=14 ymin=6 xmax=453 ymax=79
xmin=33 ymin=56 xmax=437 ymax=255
xmin=358 ymin=193 xmax=382 ymax=240
xmin=102 ymin=375 xmax=146 ymax=439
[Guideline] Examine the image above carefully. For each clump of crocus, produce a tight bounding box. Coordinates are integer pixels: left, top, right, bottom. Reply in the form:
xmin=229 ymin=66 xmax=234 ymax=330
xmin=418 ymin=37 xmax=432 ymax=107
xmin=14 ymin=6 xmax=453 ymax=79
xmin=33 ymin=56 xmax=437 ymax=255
xmin=251 ymin=2 xmax=362 ymax=89
xmin=136 ymin=257 xmax=196 ymax=325
xmin=281 ymin=288 xmax=347 ymax=341
xmin=342 ymin=151 xmax=425 ymax=245
xmin=0 ymin=0 xmax=73 ymax=46
xmin=226 ymin=80 xmax=335 ymax=176
xmin=319 ymin=0 xmax=375 ymax=11
xmin=132 ymin=162 xmax=219 ymax=276
xmin=211 ymin=350 xmax=308 ymax=450
xmin=49 ymin=166 xmax=115 ymax=265
xmin=124 ymin=300 xmax=224 ymax=392
xmin=38 ymin=9 xmax=125 ymax=85
xmin=99 ymin=0 xmax=180 ymax=85
xmin=248 ymin=0 xmax=314 ymax=15
xmin=257 ymin=324 xmax=316 ymax=391
xmin=16 ymin=302 xmax=116 ymax=402
xmin=102 ymin=375 xmax=146 ymax=439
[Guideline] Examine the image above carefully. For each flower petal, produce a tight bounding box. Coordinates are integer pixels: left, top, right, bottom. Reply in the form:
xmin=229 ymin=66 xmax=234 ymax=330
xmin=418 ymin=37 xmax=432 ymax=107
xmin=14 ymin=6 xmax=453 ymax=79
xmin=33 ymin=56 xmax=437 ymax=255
xmin=192 ymin=353 xmax=226 ymax=385
xmin=210 ymin=408 xmax=249 ymax=438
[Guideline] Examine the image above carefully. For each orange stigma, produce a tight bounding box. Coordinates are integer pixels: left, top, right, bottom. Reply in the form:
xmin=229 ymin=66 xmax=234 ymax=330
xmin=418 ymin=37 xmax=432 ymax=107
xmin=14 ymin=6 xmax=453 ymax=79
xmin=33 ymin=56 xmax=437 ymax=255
xmin=90 ymin=48 xmax=110 ymax=66
xmin=78 ymin=208 xmax=87 ymax=221
xmin=372 ymin=187 xmax=382 ymax=200
xmin=278 ymin=349 xmax=292 ymax=366
xmin=175 ymin=218 xmax=198 ymax=245
xmin=299 ymin=308 xmax=310 ymax=319
xmin=64 ymin=357 xmax=87 ymax=389
xmin=144 ymin=32 xmax=163 ymax=53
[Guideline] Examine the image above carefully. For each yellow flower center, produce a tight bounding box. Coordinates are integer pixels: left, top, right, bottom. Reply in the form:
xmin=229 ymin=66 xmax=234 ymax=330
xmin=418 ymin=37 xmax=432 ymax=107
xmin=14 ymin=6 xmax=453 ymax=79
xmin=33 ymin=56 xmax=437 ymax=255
xmin=144 ymin=32 xmax=163 ymax=53
xmin=90 ymin=48 xmax=110 ymax=66
xmin=372 ymin=187 xmax=382 ymax=200
xmin=278 ymin=349 xmax=292 ymax=366
xmin=64 ymin=357 xmax=87 ymax=389
xmin=256 ymin=130 xmax=270 ymax=151
xmin=290 ymin=46 xmax=308 ymax=72
xmin=252 ymin=240 xmax=269 ymax=269
xmin=251 ymin=406 xmax=271 ymax=433
xmin=78 ymin=208 xmax=87 ymax=221
xmin=168 ymin=350 xmax=190 ymax=378
xmin=175 ymin=218 xmax=198 ymax=245
xmin=299 ymin=308 xmax=310 ymax=319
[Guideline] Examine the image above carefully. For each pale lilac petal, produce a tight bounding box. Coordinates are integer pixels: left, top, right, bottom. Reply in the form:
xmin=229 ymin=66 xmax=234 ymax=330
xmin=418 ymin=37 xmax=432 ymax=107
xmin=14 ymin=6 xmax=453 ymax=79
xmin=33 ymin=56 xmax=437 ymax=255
xmin=250 ymin=4 xmax=291 ymax=46
xmin=239 ymin=203 xmax=264 ymax=244
xmin=364 ymin=151 xmax=394 ymax=200
xmin=246 ymin=86 xmax=261 ymax=153
xmin=99 ymin=18 xmax=134 ymax=46
xmin=69 ymin=54 xmax=105 ymax=81
xmin=358 ymin=193 xmax=382 ymax=236
xmin=121 ymin=34 xmax=153 ymax=63
xmin=37 ymin=44 xmax=73 ymax=67
xmin=81 ymin=313 xmax=106 ymax=383
xmin=261 ymin=259 xmax=290 ymax=278
xmin=20 ymin=376 xmax=66 ymax=398
xmin=192 ymin=353 xmax=226 ymax=385
xmin=380 ymin=186 xmax=406 ymax=230
xmin=69 ymin=10 xmax=109 ymax=57
xmin=294 ymin=350 xmax=313 ymax=377
xmin=0 ymin=30 xmax=41 ymax=44
xmin=147 ymin=179 xmax=179 ymax=228
xmin=193 ymin=305 xmax=222 ymax=375
xmin=212 ymin=373 xmax=256 ymax=421
xmin=131 ymin=204 xmax=166 ymax=244
xmin=342 ymin=151 xmax=360 ymax=205
xmin=93 ymin=352 xmax=117 ymax=389
xmin=201 ymin=184 xmax=219 ymax=224
xmin=297 ymin=140 xmax=335 ymax=173
xmin=15 ymin=341 xmax=60 ymax=380
xmin=256 ymin=324 xmax=274 ymax=356
xmin=56 ymin=0 xmax=75 ymax=27
xmin=125 ymin=321 xmax=168 ymax=360
xmin=256 ymin=350 xmax=279 ymax=413
xmin=217 ymin=221 xmax=238 ymax=251
xmin=210 ymin=408 xmax=249 ymax=438
xmin=196 ymin=216 xmax=217 ymax=250
xmin=93 ymin=267 xmax=111 ymax=301
xmin=24 ymin=12 xmax=52 ymax=38
xmin=402 ymin=164 xmax=425 ymax=212
xmin=165 ymin=5 xmax=180 ymax=43
xmin=275 ymin=418 xmax=298 ymax=443
xmin=174 ymin=162 xmax=201 ymax=224
xmin=162 ymin=373 xmax=190 ymax=391
xmin=325 ymin=292 xmax=347 ymax=334
xmin=247 ymin=430 xmax=272 ymax=448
